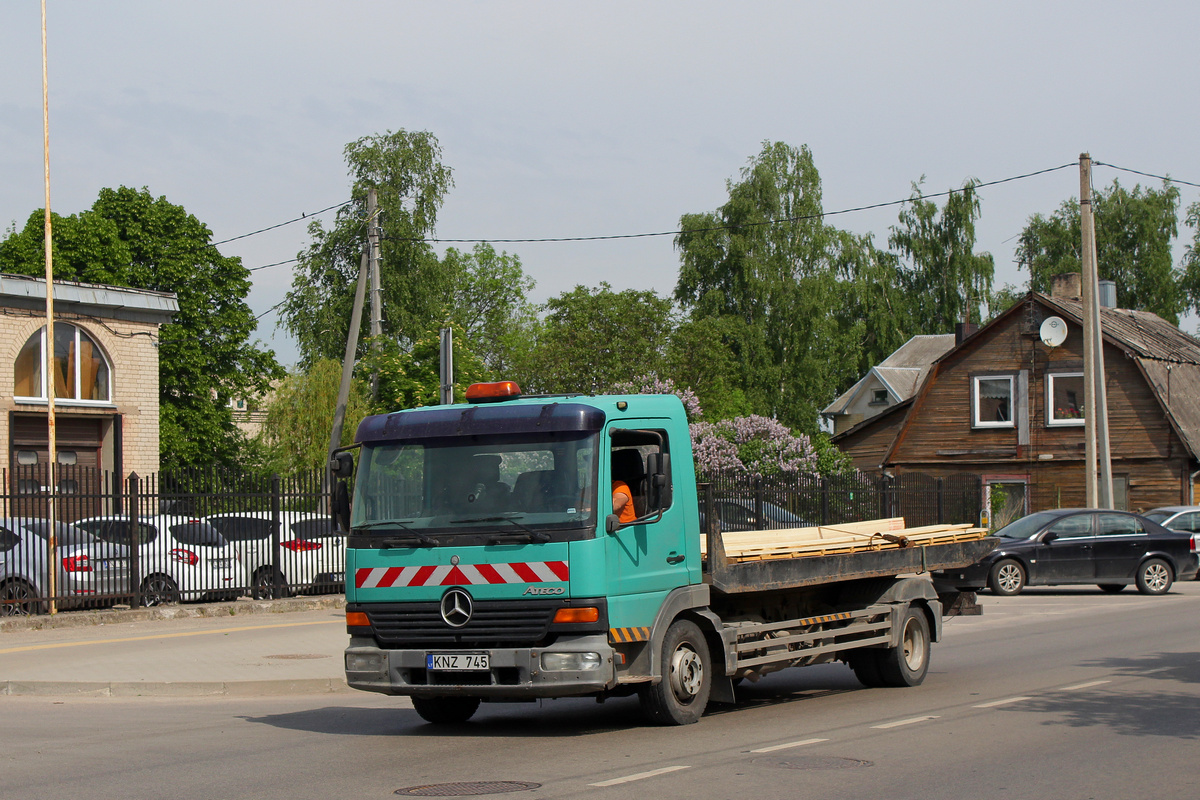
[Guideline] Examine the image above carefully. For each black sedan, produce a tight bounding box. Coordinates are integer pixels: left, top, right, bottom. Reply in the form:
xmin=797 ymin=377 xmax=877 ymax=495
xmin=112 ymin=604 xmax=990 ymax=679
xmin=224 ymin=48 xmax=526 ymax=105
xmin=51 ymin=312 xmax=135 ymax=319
xmin=934 ymin=508 xmax=1198 ymax=596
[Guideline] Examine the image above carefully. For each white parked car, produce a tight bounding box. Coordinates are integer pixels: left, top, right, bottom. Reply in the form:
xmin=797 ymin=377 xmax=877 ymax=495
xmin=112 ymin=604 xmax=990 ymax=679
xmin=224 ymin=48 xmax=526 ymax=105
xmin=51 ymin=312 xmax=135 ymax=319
xmin=204 ymin=511 xmax=345 ymax=599
xmin=73 ymin=514 xmax=241 ymax=605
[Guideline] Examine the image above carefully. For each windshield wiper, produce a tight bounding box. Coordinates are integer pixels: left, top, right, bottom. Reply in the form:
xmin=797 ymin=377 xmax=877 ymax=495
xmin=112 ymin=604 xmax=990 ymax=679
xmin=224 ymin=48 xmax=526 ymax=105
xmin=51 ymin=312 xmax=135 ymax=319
xmin=449 ymin=514 xmax=551 ymax=544
xmin=354 ymin=520 xmax=438 ymax=547
xmin=380 ymin=534 xmax=438 ymax=548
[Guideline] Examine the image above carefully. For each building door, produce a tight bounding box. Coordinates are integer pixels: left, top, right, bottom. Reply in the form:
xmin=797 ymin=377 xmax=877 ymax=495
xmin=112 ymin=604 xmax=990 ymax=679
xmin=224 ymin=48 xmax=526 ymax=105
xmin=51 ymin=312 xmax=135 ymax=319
xmin=985 ymin=480 xmax=1028 ymax=530
xmin=10 ymin=414 xmax=105 ymax=521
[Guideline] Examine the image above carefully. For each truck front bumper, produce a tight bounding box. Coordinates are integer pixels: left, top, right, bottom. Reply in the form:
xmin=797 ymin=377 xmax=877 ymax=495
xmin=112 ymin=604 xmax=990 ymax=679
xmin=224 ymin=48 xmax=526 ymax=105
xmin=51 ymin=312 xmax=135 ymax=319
xmin=345 ymin=633 xmax=617 ymax=698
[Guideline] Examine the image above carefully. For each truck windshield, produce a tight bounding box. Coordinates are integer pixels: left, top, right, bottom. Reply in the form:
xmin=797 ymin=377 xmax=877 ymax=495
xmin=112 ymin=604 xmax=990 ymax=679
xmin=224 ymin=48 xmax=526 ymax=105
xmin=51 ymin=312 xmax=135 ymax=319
xmin=351 ymin=431 xmax=599 ymax=536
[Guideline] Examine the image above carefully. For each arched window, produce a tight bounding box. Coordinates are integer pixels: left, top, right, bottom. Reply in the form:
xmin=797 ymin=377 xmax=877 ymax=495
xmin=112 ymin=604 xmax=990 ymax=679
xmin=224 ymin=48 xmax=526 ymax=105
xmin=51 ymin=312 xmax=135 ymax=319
xmin=14 ymin=324 xmax=111 ymax=403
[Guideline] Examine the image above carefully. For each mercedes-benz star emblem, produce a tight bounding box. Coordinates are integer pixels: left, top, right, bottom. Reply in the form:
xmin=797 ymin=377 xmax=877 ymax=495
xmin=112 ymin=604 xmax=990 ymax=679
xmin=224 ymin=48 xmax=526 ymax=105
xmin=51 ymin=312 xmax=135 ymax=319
xmin=440 ymin=588 xmax=473 ymax=628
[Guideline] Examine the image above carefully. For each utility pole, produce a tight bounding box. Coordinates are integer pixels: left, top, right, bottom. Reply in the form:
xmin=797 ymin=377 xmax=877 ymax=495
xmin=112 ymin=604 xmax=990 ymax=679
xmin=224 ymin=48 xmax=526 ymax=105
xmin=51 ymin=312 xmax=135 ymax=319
xmin=1079 ymin=153 xmax=1113 ymax=508
xmin=328 ymin=249 xmax=370 ymax=484
xmin=367 ymin=188 xmax=382 ymax=401
xmin=41 ymin=0 xmax=58 ymax=614
xmin=439 ymin=328 xmax=454 ymax=405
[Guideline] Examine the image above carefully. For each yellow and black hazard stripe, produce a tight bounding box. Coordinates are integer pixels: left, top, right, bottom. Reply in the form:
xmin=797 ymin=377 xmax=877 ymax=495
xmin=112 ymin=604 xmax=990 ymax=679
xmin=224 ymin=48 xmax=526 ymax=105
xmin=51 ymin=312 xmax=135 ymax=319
xmin=795 ymin=611 xmax=854 ymax=626
xmin=608 ymin=627 xmax=651 ymax=644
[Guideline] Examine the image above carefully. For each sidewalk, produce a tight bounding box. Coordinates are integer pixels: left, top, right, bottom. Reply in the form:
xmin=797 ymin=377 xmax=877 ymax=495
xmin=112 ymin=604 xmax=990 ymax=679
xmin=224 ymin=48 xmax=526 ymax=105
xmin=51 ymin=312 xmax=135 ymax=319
xmin=0 ymin=595 xmax=353 ymax=697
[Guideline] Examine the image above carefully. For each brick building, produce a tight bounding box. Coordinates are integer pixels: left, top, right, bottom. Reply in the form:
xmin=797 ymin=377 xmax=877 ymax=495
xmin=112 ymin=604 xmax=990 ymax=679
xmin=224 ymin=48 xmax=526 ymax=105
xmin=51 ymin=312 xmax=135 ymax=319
xmin=0 ymin=274 xmax=178 ymax=499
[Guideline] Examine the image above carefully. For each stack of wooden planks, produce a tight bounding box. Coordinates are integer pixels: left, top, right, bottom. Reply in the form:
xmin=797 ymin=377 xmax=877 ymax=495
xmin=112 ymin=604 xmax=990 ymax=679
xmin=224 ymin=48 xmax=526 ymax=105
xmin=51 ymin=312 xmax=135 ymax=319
xmin=700 ymin=517 xmax=989 ymax=562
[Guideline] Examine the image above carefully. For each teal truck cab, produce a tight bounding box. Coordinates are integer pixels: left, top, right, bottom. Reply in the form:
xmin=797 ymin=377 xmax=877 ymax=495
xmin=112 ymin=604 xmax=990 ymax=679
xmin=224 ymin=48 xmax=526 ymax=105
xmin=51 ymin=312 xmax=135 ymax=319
xmin=334 ymin=381 xmax=994 ymax=725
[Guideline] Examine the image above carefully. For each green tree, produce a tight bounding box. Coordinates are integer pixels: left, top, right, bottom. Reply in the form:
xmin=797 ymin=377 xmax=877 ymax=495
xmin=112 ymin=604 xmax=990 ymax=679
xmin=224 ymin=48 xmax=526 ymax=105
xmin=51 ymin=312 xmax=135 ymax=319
xmin=1181 ymin=201 xmax=1200 ymax=324
xmin=281 ymin=130 xmax=454 ymax=365
xmin=888 ymin=178 xmax=995 ymax=331
xmin=363 ymin=329 xmax=489 ymax=411
xmin=0 ymin=187 xmax=283 ymax=470
xmin=260 ymin=358 xmax=372 ymax=474
xmin=441 ymin=242 xmax=538 ymax=375
xmin=673 ymin=141 xmax=871 ymax=431
xmin=1016 ymin=179 xmax=1183 ymax=323
xmin=519 ymin=283 xmax=675 ymax=395
xmin=664 ymin=314 xmax=752 ymax=421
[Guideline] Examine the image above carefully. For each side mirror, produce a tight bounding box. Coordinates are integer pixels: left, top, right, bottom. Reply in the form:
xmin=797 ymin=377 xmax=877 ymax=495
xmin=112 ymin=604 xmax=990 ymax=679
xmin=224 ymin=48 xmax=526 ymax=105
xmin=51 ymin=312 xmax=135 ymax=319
xmin=330 ymin=451 xmax=354 ymax=479
xmin=645 ymin=452 xmax=672 ymax=510
xmin=605 ymin=513 xmax=621 ymax=534
xmin=333 ymin=481 xmax=352 ymax=533
xmin=1041 ymin=531 xmax=1058 ymax=544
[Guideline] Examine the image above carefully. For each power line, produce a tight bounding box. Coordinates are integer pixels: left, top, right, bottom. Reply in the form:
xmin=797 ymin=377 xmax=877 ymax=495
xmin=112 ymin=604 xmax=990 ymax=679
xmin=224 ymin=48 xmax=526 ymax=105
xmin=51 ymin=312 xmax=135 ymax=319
xmin=383 ymin=162 xmax=1080 ymax=245
xmin=1093 ymin=161 xmax=1200 ymax=190
xmin=254 ymin=299 xmax=286 ymax=321
xmin=210 ymin=200 xmax=353 ymax=247
xmin=249 ymin=258 xmax=298 ymax=272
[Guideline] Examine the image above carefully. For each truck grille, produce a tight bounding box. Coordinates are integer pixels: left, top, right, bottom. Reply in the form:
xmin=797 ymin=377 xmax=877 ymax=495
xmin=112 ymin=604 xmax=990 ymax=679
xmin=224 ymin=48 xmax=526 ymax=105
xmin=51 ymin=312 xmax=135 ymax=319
xmin=364 ymin=600 xmax=561 ymax=648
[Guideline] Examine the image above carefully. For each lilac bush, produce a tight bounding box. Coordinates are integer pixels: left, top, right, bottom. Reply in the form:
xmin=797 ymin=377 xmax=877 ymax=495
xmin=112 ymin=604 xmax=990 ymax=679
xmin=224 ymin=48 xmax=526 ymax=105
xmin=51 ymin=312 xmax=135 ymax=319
xmin=690 ymin=415 xmax=822 ymax=476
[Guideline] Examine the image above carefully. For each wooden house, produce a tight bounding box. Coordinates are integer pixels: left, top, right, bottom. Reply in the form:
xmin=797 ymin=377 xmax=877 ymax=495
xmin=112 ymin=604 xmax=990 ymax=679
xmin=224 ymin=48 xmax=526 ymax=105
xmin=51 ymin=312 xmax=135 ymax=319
xmin=821 ymin=334 xmax=955 ymax=435
xmin=833 ymin=275 xmax=1200 ymax=524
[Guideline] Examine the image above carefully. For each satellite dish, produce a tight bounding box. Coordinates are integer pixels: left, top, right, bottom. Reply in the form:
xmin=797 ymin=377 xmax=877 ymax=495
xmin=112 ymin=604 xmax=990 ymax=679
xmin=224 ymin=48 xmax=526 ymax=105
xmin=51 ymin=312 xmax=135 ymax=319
xmin=1040 ymin=316 xmax=1067 ymax=347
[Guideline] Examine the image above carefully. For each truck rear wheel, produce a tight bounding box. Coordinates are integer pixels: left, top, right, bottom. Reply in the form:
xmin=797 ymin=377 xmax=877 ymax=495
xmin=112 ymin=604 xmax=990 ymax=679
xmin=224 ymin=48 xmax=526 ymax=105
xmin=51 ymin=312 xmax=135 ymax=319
xmin=411 ymin=696 xmax=481 ymax=724
xmin=639 ymin=619 xmax=711 ymax=725
xmin=846 ymin=651 xmax=885 ymax=687
xmin=877 ymin=607 xmax=930 ymax=687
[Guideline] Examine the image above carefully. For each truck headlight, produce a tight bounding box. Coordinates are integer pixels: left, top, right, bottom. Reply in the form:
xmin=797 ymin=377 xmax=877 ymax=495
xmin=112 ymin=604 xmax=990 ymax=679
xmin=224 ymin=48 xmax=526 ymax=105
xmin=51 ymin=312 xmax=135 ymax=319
xmin=540 ymin=652 xmax=602 ymax=671
xmin=345 ymin=652 xmax=386 ymax=672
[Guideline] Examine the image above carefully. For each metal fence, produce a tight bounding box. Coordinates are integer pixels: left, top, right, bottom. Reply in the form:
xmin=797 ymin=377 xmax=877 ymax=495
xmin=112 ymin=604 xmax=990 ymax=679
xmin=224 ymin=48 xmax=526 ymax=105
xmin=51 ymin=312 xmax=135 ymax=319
xmin=0 ymin=467 xmax=341 ymax=617
xmin=2 ymin=465 xmax=984 ymax=617
xmin=699 ymin=470 xmax=983 ymax=530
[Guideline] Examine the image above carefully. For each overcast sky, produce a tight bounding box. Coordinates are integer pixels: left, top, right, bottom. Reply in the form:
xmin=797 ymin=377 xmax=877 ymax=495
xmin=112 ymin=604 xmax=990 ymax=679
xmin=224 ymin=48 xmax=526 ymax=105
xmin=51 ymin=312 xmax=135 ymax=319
xmin=3 ymin=1 xmax=1199 ymax=367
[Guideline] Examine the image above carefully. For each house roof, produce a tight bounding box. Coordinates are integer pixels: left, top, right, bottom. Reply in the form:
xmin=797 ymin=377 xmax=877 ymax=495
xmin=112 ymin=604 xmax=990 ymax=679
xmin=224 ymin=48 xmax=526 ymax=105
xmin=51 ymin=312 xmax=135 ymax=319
xmin=1040 ymin=294 xmax=1200 ymax=461
xmin=0 ymin=273 xmax=179 ymax=325
xmin=822 ymin=334 xmax=955 ymax=417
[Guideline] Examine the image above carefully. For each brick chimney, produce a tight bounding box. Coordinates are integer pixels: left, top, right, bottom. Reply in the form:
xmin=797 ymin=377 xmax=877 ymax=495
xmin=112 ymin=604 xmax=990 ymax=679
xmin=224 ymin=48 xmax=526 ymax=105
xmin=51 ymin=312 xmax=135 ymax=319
xmin=1051 ymin=272 xmax=1082 ymax=300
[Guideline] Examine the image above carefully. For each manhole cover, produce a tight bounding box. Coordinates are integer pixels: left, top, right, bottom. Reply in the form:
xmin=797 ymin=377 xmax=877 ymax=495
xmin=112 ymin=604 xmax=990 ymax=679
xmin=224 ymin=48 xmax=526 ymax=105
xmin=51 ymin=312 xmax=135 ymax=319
xmin=264 ymin=654 xmax=331 ymax=660
xmin=753 ymin=756 xmax=873 ymax=771
xmin=394 ymin=782 xmax=541 ymax=797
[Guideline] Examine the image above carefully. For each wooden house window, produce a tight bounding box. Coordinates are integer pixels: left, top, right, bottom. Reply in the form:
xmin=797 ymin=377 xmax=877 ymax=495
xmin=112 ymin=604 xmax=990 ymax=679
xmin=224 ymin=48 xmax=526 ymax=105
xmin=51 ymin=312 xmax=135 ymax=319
xmin=1046 ymin=373 xmax=1085 ymax=426
xmin=972 ymin=375 xmax=1014 ymax=428
xmin=13 ymin=324 xmax=112 ymax=405
xmin=870 ymin=389 xmax=889 ymax=406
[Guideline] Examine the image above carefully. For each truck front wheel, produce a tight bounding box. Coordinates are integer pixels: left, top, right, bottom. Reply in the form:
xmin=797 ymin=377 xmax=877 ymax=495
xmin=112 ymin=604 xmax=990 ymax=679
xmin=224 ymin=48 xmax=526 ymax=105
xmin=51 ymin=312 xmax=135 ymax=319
xmin=639 ymin=619 xmax=712 ymax=725
xmin=411 ymin=696 xmax=481 ymax=724
xmin=877 ymin=607 xmax=930 ymax=687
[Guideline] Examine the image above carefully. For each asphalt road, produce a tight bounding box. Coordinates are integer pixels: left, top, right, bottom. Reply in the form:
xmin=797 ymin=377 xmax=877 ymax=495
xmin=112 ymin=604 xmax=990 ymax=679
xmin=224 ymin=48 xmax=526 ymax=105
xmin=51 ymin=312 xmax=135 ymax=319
xmin=1 ymin=583 xmax=1197 ymax=800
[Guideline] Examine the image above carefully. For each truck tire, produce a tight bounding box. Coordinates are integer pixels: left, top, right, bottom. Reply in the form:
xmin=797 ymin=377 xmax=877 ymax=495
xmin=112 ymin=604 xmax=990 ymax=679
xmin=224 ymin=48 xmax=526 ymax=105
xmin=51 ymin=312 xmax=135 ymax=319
xmin=639 ymin=619 xmax=711 ymax=725
xmin=846 ymin=651 xmax=885 ymax=688
xmin=877 ymin=607 xmax=931 ymax=687
xmin=411 ymin=696 xmax=481 ymax=724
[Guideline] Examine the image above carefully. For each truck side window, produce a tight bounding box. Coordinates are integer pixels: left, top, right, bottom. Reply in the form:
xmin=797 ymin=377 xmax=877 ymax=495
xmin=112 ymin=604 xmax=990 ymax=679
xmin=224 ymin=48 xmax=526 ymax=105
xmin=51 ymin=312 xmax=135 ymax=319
xmin=612 ymin=448 xmax=647 ymax=518
xmin=610 ymin=429 xmax=672 ymax=521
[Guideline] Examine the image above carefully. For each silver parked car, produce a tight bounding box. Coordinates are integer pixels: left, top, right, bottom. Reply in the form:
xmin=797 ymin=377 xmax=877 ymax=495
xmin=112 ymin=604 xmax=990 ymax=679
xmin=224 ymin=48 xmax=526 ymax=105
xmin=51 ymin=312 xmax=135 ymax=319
xmin=0 ymin=518 xmax=130 ymax=615
xmin=1143 ymin=506 xmax=1200 ymax=534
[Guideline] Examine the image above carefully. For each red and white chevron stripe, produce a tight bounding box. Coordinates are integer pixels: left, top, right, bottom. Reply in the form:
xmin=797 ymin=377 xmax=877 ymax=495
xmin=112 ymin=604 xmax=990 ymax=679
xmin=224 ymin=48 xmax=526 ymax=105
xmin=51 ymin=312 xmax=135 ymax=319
xmin=355 ymin=561 xmax=569 ymax=589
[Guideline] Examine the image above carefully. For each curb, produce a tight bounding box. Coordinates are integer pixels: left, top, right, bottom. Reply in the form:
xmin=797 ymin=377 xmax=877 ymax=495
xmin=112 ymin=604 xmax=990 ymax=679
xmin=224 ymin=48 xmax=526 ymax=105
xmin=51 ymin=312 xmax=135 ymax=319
xmin=0 ymin=594 xmax=346 ymax=633
xmin=1 ymin=678 xmax=353 ymax=697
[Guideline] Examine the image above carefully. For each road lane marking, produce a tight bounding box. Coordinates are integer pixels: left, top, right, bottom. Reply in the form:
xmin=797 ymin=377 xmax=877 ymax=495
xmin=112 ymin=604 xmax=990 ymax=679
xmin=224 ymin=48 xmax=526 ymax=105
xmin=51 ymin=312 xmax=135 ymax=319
xmin=1057 ymin=680 xmax=1110 ymax=691
xmin=0 ymin=619 xmax=341 ymax=655
xmin=973 ymin=696 xmax=1031 ymax=708
xmin=870 ymin=715 xmax=939 ymax=729
xmin=588 ymin=766 xmax=691 ymax=787
xmin=750 ymin=738 xmax=830 ymax=753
